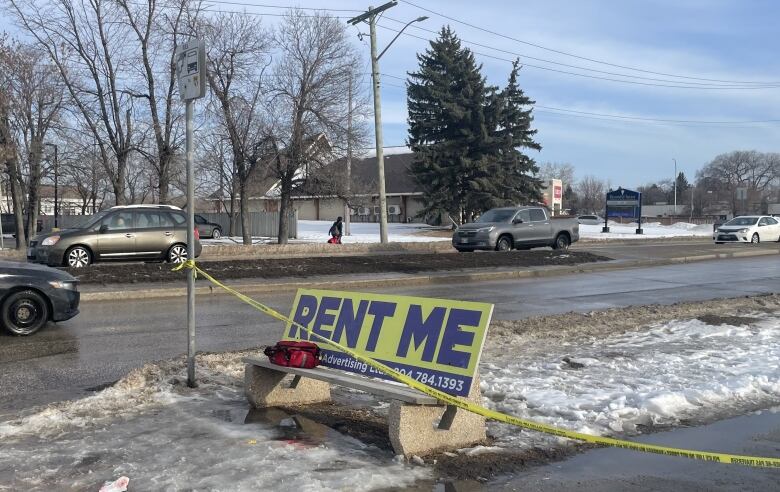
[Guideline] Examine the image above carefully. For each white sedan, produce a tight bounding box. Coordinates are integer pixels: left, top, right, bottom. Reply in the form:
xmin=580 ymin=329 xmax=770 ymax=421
xmin=713 ymin=215 xmax=780 ymax=244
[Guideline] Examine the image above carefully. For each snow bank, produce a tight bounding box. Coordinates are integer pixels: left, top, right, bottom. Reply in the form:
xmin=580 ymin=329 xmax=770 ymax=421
xmin=297 ymin=221 xmax=450 ymax=244
xmin=480 ymin=315 xmax=780 ymax=448
xmin=202 ymin=220 xmax=451 ymax=245
xmin=0 ymin=352 xmax=428 ymax=491
xmin=580 ymin=221 xmax=713 ymax=239
xmin=3 ymin=315 xmax=779 ymax=489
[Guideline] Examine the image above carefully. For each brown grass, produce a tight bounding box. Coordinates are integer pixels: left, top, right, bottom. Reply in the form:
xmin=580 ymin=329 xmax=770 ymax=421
xmin=201 ymin=241 xmax=455 ymax=259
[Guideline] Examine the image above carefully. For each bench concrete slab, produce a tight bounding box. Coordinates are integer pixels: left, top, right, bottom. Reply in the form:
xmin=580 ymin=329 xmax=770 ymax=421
xmin=243 ymin=356 xmax=486 ymax=457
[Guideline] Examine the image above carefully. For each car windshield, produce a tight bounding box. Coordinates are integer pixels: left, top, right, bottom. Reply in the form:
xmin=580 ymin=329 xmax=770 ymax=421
xmin=724 ymin=217 xmax=758 ymax=226
xmin=476 ymin=209 xmax=516 ymax=223
xmin=72 ymin=211 xmax=110 ymax=229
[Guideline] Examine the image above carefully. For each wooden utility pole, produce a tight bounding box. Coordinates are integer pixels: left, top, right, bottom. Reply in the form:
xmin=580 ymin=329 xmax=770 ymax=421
xmin=344 ymin=72 xmax=353 ymax=236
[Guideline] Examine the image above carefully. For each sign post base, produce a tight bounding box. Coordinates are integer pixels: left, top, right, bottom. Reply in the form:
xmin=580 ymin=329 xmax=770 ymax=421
xmin=636 ymin=228 xmax=643 ymax=234
xmin=602 ymin=226 xmax=610 ymax=233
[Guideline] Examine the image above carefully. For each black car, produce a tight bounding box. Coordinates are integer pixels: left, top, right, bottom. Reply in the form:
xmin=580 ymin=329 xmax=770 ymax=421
xmin=195 ymin=214 xmax=223 ymax=239
xmin=0 ymin=261 xmax=80 ymax=335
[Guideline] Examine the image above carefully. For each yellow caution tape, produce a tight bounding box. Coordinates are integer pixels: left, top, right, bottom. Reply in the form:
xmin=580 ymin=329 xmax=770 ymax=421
xmin=174 ymin=260 xmax=780 ymax=468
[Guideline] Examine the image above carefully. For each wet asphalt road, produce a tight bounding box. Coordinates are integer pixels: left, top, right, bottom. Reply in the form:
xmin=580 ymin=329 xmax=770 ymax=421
xmin=2 ymin=255 xmax=780 ymax=414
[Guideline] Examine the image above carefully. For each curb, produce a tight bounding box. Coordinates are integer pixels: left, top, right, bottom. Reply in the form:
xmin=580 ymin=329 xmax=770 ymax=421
xmin=79 ymin=247 xmax=779 ymax=302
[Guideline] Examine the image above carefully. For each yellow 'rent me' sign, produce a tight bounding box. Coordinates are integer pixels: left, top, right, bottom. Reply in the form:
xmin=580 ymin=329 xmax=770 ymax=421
xmin=284 ymin=289 xmax=493 ymax=397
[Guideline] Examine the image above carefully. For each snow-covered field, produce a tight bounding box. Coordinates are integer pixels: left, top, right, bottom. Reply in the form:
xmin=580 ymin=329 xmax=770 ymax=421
xmin=2 ymin=310 xmax=778 ymax=490
xmin=296 ymin=220 xmax=449 ymax=243
xmin=202 ymin=220 xmax=714 ymax=246
xmin=482 ymin=314 xmax=780 ymax=448
xmin=201 ymin=221 xmax=451 ymax=246
xmin=579 ymin=221 xmax=713 ymax=240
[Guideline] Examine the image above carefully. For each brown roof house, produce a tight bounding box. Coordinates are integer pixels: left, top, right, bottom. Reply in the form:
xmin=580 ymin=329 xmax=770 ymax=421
xmin=290 ymin=151 xmax=427 ymax=223
xmin=213 ymin=133 xmax=333 ymax=214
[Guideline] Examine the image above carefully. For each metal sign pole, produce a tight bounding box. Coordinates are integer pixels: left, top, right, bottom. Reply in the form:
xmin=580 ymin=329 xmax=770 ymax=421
xmin=185 ymin=99 xmax=196 ymax=387
xmin=636 ymin=192 xmax=643 ymax=235
xmin=176 ymin=38 xmax=207 ymax=388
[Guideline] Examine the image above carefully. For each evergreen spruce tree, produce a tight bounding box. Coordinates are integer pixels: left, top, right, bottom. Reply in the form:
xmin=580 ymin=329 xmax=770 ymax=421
xmin=407 ymin=27 xmax=494 ymax=223
xmin=407 ymin=32 xmax=542 ymax=222
xmin=490 ymin=60 xmax=542 ymax=206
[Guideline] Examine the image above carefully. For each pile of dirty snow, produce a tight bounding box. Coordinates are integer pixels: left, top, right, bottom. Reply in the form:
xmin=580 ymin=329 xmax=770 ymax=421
xmin=0 ymin=351 xmax=428 ymax=491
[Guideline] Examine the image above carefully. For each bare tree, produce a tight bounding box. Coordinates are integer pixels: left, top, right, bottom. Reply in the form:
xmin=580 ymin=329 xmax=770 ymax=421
xmin=0 ymin=39 xmax=27 ymax=247
xmin=538 ymin=162 xmax=575 ymax=187
xmin=3 ymin=40 xmax=66 ymax=241
xmin=197 ymin=128 xmax=239 ymax=233
xmin=576 ymin=175 xmax=605 ymax=214
xmin=116 ymin=0 xmax=187 ymax=204
xmin=7 ymin=0 xmax=137 ymax=205
xmin=199 ymin=12 xmax=271 ymax=244
xmin=697 ymin=150 xmax=780 ymax=214
xmin=266 ymin=10 xmax=362 ymax=244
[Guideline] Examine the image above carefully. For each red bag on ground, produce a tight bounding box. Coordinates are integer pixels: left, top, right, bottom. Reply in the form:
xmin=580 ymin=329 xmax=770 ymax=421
xmin=264 ymin=341 xmax=321 ymax=369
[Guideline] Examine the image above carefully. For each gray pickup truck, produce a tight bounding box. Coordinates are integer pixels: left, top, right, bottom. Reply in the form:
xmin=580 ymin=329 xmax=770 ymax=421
xmin=452 ymin=206 xmax=579 ymax=252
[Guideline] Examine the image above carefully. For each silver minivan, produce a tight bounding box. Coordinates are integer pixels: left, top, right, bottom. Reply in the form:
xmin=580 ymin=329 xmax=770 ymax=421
xmin=27 ymin=205 xmax=202 ymax=268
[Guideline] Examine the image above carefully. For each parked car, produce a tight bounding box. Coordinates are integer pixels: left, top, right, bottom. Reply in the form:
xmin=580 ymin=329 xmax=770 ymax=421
xmin=195 ymin=214 xmax=223 ymax=239
xmin=713 ymin=215 xmax=780 ymax=244
xmin=1 ymin=213 xmax=43 ymax=236
xmin=452 ymin=206 xmax=580 ymax=252
xmin=0 ymin=261 xmax=80 ymax=335
xmin=577 ymin=214 xmax=604 ymax=225
xmin=27 ymin=205 xmax=202 ymax=268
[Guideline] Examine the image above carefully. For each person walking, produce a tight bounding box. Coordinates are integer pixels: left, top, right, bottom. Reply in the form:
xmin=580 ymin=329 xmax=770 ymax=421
xmin=328 ymin=216 xmax=343 ymax=244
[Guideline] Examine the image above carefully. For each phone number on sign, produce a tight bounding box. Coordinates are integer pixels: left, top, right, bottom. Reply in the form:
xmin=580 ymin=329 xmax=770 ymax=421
xmin=390 ymin=366 xmax=465 ymax=393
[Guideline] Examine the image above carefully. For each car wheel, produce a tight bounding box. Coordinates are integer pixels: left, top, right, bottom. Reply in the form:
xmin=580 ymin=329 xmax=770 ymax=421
xmin=751 ymin=233 xmax=760 ymax=244
xmin=212 ymin=228 xmax=222 ymax=240
xmin=168 ymin=244 xmax=188 ymax=263
xmin=495 ymin=235 xmax=513 ymax=252
xmin=553 ymin=233 xmax=570 ymax=250
xmin=2 ymin=290 xmax=49 ymax=336
xmin=65 ymin=246 xmax=91 ymax=268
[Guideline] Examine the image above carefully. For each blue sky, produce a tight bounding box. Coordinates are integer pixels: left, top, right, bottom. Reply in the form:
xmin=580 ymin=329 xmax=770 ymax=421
xmin=3 ymin=0 xmax=779 ymax=188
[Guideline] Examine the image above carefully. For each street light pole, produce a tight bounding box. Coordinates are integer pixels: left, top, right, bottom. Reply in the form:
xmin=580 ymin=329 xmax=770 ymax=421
xmin=45 ymin=143 xmax=59 ymax=228
xmin=53 ymin=144 xmax=58 ymax=228
xmin=672 ymin=158 xmax=677 ymax=217
xmin=349 ymin=2 xmax=427 ymax=243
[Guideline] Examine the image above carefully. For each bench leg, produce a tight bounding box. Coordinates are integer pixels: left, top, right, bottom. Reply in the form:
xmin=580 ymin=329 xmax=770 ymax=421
xmin=387 ymin=377 xmax=487 ymax=457
xmin=244 ymin=364 xmax=331 ymax=408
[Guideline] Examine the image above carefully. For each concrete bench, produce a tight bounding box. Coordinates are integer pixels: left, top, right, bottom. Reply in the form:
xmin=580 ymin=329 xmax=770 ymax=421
xmin=243 ymin=357 xmax=486 ymax=456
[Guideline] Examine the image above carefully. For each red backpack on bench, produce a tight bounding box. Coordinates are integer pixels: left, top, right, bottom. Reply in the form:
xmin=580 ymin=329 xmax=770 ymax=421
xmin=264 ymin=341 xmax=321 ymax=369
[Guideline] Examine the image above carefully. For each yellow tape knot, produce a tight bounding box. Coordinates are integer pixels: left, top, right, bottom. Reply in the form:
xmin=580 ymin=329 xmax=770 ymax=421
xmin=171 ymin=259 xmax=197 ymax=274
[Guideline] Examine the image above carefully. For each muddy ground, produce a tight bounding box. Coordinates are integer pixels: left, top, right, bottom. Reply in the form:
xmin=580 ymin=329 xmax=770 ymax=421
xmin=65 ymin=250 xmax=609 ymax=285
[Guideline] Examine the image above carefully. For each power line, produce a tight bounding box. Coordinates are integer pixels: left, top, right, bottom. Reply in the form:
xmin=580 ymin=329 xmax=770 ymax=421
xmin=535 ymin=106 xmax=780 ymax=125
xmin=381 ymin=72 xmax=779 ymax=125
xmin=382 ymin=16 xmax=779 ymax=89
xmin=201 ymin=0 xmax=362 ymax=13
xmin=377 ymin=24 xmax=779 ymax=90
xmin=398 ymin=0 xmax=779 ymax=86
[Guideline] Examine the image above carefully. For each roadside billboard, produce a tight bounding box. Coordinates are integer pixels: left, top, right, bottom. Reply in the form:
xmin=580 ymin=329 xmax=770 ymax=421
xmin=284 ymin=289 xmax=494 ymax=397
